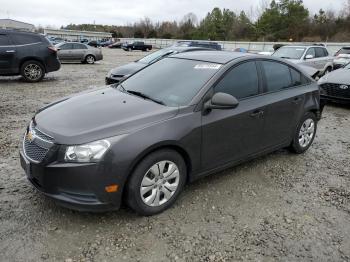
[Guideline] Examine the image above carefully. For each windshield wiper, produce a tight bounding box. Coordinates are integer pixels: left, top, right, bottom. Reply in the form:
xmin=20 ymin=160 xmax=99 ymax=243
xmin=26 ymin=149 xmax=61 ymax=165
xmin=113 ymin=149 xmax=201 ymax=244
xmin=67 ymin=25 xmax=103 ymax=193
xmin=126 ymin=90 xmax=165 ymax=105
xmin=280 ymin=56 xmax=291 ymax=59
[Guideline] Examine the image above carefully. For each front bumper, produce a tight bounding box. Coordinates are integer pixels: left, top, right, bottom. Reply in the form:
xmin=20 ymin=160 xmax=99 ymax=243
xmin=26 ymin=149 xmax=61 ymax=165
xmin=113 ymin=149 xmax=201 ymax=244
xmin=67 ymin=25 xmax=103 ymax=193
xmin=20 ymin=150 xmax=122 ymax=212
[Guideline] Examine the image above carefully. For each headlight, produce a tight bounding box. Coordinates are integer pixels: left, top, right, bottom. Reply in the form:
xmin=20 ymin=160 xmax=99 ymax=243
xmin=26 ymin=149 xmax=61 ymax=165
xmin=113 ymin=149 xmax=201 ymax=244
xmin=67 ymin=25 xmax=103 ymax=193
xmin=65 ymin=139 xmax=110 ymax=162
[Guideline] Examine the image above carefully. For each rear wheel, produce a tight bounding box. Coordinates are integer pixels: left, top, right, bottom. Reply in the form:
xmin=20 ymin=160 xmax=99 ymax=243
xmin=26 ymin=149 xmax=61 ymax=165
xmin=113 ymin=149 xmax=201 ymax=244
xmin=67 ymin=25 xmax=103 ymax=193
xmin=126 ymin=149 xmax=187 ymax=216
xmin=21 ymin=61 xmax=45 ymax=82
xmin=290 ymin=112 xmax=317 ymax=154
xmin=85 ymin=55 xmax=95 ymax=64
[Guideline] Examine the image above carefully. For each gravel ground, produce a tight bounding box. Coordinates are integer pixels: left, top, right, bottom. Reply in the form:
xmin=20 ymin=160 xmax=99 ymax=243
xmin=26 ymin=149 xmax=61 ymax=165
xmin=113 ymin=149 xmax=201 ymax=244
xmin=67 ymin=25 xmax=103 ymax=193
xmin=0 ymin=48 xmax=350 ymax=262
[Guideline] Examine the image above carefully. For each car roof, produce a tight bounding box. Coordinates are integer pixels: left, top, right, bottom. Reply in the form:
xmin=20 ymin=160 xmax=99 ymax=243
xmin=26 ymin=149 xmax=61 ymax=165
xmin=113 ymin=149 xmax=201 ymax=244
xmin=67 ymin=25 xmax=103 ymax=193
xmin=170 ymin=51 xmax=250 ymax=64
xmin=165 ymin=46 xmax=214 ymax=52
xmin=281 ymin=45 xmax=326 ymax=48
xmin=0 ymin=29 xmax=39 ymax=36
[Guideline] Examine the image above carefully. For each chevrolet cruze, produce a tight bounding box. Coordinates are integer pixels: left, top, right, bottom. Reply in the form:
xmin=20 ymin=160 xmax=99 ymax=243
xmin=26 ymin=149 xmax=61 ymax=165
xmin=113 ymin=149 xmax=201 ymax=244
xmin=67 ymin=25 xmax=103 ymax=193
xmin=20 ymin=51 xmax=322 ymax=215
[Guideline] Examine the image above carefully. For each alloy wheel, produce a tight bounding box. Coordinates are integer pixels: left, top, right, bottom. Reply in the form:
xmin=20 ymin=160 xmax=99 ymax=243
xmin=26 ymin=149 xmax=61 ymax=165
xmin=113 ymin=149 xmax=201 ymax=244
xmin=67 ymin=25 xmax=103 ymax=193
xmin=140 ymin=161 xmax=180 ymax=207
xmin=298 ymin=118 xmax=315 ymax=148
xmin=24 ymin=64 xmax=42 ymax=81
xmin=86 ymin=56 xmax=95 ymax=64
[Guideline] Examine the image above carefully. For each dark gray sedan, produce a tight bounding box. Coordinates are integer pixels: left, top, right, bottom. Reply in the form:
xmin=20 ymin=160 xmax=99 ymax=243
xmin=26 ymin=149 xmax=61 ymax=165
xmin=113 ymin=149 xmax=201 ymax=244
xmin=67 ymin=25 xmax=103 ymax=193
xmin=56 ymin=42 xmax=103 ymax=64
xmin=20 ymin=51 xmax=322 ymax=215
xmin=318 ymin=62 xmax=350 ymax=104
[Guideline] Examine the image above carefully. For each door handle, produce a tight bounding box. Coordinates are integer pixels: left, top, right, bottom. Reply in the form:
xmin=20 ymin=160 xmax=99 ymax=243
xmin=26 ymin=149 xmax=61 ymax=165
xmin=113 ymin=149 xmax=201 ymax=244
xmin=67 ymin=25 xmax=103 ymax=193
xmin=250 ymin=110 xmax=264 ymax=118
xmin=6 ymin=50 xmax=15 ymax=53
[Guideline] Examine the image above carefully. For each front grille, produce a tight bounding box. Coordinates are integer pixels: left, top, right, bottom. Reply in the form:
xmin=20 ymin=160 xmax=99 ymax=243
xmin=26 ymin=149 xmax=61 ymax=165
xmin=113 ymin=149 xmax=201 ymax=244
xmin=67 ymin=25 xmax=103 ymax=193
xmin=23 ymin=122 xmax=54 ymax=163
xmin=320 ymin=83 xmax=350 ymax=98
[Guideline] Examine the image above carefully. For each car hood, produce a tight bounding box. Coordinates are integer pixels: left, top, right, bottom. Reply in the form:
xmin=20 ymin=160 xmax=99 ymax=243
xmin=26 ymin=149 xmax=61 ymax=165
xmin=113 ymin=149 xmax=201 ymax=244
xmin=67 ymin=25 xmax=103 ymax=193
xmin=35 ymin=87 xmax=178 ymax=145
xmin=319 ymin=69 xmax=350 ymax=85
xmin=109 ymin=62 xmax=146 ymax=76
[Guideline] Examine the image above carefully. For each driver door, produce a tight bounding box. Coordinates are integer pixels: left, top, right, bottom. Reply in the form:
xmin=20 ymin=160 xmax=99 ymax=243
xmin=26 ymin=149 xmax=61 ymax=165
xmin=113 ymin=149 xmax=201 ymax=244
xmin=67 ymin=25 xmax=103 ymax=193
xmin=201 ymin=61 xmax=266 ymax=171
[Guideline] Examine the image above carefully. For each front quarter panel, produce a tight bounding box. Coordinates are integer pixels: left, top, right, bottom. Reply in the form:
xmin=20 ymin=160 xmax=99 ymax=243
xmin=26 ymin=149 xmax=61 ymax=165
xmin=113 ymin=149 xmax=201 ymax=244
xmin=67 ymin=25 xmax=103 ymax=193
xmin=104 ymin=106 xmax=202 ymax=193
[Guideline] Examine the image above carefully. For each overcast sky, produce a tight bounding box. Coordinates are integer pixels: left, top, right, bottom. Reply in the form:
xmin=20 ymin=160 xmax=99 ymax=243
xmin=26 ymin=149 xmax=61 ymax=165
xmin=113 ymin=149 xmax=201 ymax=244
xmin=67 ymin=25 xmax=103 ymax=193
xmin=0 ymin=0 xmax=345 ymax=28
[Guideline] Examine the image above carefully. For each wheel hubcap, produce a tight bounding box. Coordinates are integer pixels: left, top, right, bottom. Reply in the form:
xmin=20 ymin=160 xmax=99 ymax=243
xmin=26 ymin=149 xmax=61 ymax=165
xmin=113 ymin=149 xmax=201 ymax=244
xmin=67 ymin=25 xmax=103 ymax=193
xmin=87 ymin=56 xmax=94 ymax=63
xmin=24 ymin=64 xmax=42 ymax=80
xmin=298 ymin=118 xmax=315 ymax=148
xmin=140 ymin=161 xmax=180 ymax=207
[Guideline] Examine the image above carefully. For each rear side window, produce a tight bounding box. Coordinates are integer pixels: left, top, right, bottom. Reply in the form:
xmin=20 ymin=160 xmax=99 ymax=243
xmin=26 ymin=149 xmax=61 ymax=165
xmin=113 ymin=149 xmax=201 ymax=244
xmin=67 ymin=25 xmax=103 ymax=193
xmin=73 ymin=43 xmax=87 ymax=49
xmin=11 ymin=34 xmax=41 ymax=45
xmin=315 ymin=47 xmax=326 ymax=58
xmin=0 ymin=34 xmax=10 ymax=46
xmin=214 ymin=61 xmax=259 ymax=99
xmin=261 ymin=61 xmax=292 ymax=92
xmin=59 ymin=43 xmax=73 ymax=50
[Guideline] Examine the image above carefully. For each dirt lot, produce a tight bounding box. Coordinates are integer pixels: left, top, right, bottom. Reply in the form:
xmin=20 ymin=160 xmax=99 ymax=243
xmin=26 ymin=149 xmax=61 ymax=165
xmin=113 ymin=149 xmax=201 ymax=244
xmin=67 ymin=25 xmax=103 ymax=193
xmin=0 ymin=48 xmax=349 ymax=262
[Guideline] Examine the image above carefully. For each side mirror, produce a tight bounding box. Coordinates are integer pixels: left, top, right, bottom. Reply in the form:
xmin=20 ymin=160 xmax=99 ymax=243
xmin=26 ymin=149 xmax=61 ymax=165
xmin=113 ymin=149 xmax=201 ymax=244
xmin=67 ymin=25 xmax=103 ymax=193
xmin=305 ymin=54 xmax=314 ymax=60
xmin=204 ymin=92 xmax=239 ymax=110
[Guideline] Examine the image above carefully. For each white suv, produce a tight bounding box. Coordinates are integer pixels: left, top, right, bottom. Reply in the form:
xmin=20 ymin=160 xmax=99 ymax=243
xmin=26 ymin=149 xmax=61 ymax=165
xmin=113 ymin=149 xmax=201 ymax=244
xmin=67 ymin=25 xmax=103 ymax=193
xmin=272 ymin=45 xmax=334 ymax=76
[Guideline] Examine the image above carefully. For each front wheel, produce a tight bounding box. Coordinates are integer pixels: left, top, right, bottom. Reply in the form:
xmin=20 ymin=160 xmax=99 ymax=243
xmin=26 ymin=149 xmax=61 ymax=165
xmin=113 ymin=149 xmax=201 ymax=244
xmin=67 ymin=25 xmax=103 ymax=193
xmin=290 ymin=112 xmax=317 ymax=154
xmin=125 ymin=149 xmax=187 ymax=216
xmin=85 ymin=55 xmax=95 ymax=64
xmin=21 ymin=61 xmax=45 ymax=82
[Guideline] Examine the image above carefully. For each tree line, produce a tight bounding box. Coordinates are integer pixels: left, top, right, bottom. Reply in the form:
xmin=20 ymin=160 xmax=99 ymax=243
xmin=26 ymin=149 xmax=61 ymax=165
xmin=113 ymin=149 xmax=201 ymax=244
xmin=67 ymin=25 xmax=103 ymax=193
xmin=62 ymin=0 xmax=350 ymax=42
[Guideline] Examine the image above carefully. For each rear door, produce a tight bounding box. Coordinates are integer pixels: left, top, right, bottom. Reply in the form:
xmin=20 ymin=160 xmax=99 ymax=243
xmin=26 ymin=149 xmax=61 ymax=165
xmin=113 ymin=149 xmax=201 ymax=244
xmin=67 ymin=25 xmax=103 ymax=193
xmin=0 ymin=33 xmax=16 ymax=74
xmin=57 ymin=43 xmax=73 ymax=60
xmin=201 ymin=61 xmax=267 ymax=170
xmin=258 ymin=60 xmax=307 ymax=149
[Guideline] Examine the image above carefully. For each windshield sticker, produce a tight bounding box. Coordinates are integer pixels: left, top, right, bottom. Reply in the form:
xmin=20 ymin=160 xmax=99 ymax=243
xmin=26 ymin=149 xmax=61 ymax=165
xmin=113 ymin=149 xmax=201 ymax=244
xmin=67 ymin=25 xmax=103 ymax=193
xmin=194 ymin=64 xmax=221 ymax=70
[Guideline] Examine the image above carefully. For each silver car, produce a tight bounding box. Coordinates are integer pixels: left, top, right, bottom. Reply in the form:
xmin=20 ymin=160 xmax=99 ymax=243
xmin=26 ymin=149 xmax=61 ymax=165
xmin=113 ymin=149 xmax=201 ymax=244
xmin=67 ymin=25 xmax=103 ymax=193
xmin=272 ymin=45 xmax=333 ymax=76
xmin=56 ymin=42 xmax=103 ymax=64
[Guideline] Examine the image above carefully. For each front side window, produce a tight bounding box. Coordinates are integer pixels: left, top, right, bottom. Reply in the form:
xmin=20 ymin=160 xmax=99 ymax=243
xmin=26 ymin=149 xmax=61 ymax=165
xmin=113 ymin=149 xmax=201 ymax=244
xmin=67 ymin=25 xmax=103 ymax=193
xmin=214 ymin=61 xmax=259 ymax=99
xmin=305 ymin=48 xmax=316 ymax=58
xmin=121 ymin=58 xmax=220 ymax=107
xmin=0 ymin=34 xmax=10 ymax=46
xmin=261 ymin=61 xmax=292 ymax=92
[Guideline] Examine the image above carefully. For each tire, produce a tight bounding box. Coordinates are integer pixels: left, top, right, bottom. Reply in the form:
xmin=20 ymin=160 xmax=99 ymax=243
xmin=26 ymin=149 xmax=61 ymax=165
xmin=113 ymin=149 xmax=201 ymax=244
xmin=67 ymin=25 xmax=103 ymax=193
xmin=21 ymin=60 xmax=45 ymax=82
xmin=125 ymin=149 xmax=187 ymax=216
xmin=85 ymin=55 xmax=95 ymax=64
xmin=290 ymin=112 xmax=317 ymax=154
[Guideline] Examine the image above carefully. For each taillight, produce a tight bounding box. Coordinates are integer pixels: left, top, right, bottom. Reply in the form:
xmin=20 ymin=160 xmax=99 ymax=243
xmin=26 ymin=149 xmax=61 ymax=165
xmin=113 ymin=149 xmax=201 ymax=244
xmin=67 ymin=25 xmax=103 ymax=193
xmin=48 ymin=46 xmax=58 ymax=52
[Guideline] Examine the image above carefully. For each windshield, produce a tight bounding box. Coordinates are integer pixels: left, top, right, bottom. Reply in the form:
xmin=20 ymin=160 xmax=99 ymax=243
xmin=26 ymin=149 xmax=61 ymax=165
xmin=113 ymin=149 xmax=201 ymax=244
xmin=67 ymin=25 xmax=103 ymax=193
xmin=138 ymin=49 xmax=175 ymax=64
xmin=273 ymin=47 xmax=306 ymax=59
xmin=121 ymin=58 xmax=221 ymax=107
xmin=337 ymin=48 xmax=350 ymax=55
